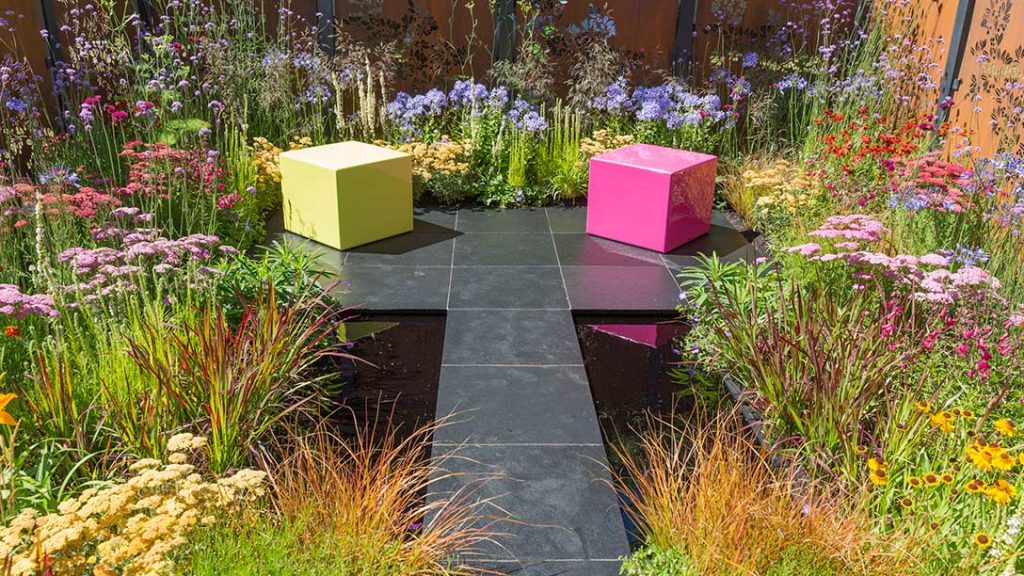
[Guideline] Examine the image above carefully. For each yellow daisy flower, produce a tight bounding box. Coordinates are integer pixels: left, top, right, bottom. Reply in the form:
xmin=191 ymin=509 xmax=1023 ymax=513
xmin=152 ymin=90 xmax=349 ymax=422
xmin=994 ymin=419 xmax=1018 ymax=437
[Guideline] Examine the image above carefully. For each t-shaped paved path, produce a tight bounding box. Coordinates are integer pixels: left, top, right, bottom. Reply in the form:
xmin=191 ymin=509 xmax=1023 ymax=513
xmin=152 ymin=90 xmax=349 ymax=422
xmin=277 ymin=207 xmax=755 ymax=575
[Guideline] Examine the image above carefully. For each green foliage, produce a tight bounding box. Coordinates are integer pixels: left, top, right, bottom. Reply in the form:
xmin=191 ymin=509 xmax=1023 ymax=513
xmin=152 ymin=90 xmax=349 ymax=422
xmin=215 ymin=240 xmax=329 ymax=324
xmin=766 ymin=547 xmax=865 ymax=576
xmin=537 ymin=102 xmax=585 ymax=201
xmin=621 ymin=546 xmax=697 ymax=576
xmin=506 ymin=128 xmax=531 ymax=191
xmin=157 ymin=118 xmax=211 ymax=147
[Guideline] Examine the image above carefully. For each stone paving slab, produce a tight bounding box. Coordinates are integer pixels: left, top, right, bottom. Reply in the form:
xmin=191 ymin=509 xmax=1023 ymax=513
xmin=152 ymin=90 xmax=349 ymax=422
xmin=442 ymin=309 xmax=582 ymax=366
xmin=432 ymin=444 xmax=628 ymax=563
xmin=561 ymin=265 xmax=681 ymax=312
xmin=433 ymin=365 xmax=600 ymax=445
xmin=449 ymin=266 xmax=569 ymax=310
xmin=330 ymin=265 xmax=451 ymax=311
xmin=470 ymin=560 xmax=622 ymax=576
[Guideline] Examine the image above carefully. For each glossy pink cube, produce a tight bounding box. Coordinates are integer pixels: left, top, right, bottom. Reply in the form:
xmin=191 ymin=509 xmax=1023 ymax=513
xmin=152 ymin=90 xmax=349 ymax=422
xmin=586 ymin=144 xmax=717 ymax=253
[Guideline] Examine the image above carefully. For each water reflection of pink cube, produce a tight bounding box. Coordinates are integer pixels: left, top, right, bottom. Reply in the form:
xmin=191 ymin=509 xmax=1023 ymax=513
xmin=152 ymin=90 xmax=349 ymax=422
xmin=586 ymin=144 xmax=717 ymax=253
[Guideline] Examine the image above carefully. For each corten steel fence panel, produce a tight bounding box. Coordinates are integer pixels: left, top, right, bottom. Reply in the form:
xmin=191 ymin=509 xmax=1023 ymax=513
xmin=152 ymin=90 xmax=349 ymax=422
xmin=945 ymin=0 xmax=1024 ymax=156
xmin=330 ymin=0 xmax=496 ymax=92
xmin=505 ymin=0 xmax=681 ymax=98
xmin=553 ymin=0 xmax=680 ymax=73
xmin=1 ymin=3 xmax=51 ymax=100
xmin=692 ymin=0 xmax=859 ymax=83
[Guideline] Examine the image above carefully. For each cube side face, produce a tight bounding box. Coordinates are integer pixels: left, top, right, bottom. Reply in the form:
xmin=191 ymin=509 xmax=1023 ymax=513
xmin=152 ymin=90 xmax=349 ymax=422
xmin=664 ymin=157 xmax=717 ymax=252
xmin=586 ymin=158 xmax=671 ymax=252
xmin=280 ymin=155 xmax=343 ymax=250
xmin=336 ymin=155 xmax=413 ymax=250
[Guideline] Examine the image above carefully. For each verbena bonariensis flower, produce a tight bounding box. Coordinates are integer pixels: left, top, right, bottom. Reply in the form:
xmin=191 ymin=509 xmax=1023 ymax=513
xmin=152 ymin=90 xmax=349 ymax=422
xmin=0 ymin=284 xmax=58 ymax=318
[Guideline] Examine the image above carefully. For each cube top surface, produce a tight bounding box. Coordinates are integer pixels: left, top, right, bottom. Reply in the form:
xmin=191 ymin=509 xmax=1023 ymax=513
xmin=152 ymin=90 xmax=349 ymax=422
xmin=591 ymin=143 xmax=717 ymax=174
xmin=280 ymin=140 xmax=409 ymax=170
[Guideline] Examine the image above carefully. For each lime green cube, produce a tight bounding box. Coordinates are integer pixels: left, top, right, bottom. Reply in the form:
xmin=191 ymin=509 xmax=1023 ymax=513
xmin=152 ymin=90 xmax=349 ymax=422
xmin=280 ymin=141 xmax=413 ymax=250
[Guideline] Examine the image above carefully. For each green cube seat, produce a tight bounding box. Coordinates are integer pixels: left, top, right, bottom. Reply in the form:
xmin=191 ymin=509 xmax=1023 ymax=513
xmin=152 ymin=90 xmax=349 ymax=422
xmin=280 ymin=141 xmax=413 ymax=250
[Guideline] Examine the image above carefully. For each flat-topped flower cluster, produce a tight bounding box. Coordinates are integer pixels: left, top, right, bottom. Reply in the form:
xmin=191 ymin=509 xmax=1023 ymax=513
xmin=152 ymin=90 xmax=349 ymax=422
xmin=0 ymin=433 xmax=265 ymax=576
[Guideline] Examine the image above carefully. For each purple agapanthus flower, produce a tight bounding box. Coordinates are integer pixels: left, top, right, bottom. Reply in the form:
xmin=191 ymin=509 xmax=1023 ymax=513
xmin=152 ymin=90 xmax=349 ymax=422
xmin=448 ymin=79 xmax=488 ymax=109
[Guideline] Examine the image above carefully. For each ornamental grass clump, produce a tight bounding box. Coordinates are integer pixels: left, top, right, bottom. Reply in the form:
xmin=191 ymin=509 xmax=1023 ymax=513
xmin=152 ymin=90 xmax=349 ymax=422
xmin=614 ymin=412 xmax=925 ymax=576
xmin=687 ymin=261 xmax=930 ymax=480
xmin=0 ymin=433 xmax=266 ymax=576
xmin=185 ymin=421 xmax=496 ymax=576
xmin=126 ymin=285 xmax=346 ymax=472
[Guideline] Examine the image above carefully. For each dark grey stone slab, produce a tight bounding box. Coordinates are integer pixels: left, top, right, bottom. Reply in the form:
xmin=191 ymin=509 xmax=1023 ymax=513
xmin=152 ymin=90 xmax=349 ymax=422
xmin=562 ymin=265 xmax=681 ymax=312
xmin=453 ymin=234 xmax=558 ymax=266
xmin=434 ymin=366 xmax=601 ymax=445
xmin=430 ymin=444 xmax=628 ymax=563
xmin=722 ymin=243 xmax=759 ymax=264
xmin=456 ymin=208 xmax=551 ymax=233
xmin=553 ymin=234 xmax=665 ymax=267
xmin=344 ymin=234 xmax=455 ymax=266
xmin=414 ymin=207 xmax=458 ymax=228
xmin=545 ymin=207 xmax=587 ymax=233
xmin=442 ymin=310 xmax=581 ymax=365
xmin=712 ymin=209 xmax=736 ymax=229
xmin=328 ymin=265 xmax=450 ymax=310
xmin=449 ymin=267 xmax=568 ymax=310
xmin=662 ymin=224 xmax=752 ymax=269
xmin=467 ymin=560 xmax=622 ymax=575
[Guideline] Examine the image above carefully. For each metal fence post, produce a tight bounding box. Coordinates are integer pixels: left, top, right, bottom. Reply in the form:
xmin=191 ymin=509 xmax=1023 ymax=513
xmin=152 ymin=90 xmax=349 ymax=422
xmin=135 ymin=0 xmax=153 ymax=31
xmin=38 ymin=0 xmax=64 ymax=68
xmin=317 ymin=0 xmax=336 ymax=56
xmin=493 ymin=0 xmax=516 ymax=62
xmin=673 ymin=0 xmax=699 ymax=80
xmin=936 ymin=0 xmax=977 ymax=127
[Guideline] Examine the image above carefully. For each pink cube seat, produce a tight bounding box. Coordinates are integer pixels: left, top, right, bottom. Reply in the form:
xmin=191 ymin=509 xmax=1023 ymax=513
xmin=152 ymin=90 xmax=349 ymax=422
xmin=586 ymin=144 xmax=717 ymax=253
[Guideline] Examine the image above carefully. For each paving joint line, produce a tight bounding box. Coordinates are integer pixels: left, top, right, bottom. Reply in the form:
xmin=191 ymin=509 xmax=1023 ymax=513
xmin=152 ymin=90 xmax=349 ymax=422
xmin=447 ymin=308 xmax=571 ymax=312
xmin=476 ymin=559 xmax=623 ymax=563
xmin=440 ymin=363 xmax=585 ymax=368
xmin=433 ymin=443 xmax=605 ymax=447
xmin=445 ymin=210 xmax=459 ymax=310
xmin=545 ymin=208 xmax=573 ymax=309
